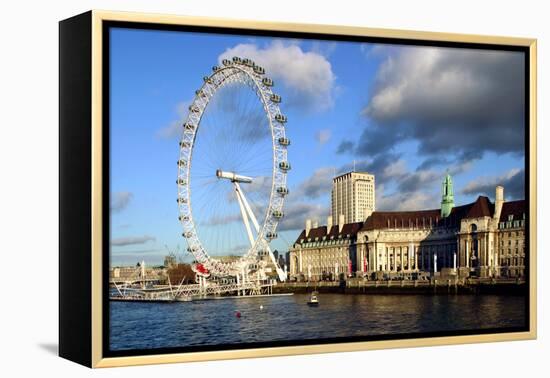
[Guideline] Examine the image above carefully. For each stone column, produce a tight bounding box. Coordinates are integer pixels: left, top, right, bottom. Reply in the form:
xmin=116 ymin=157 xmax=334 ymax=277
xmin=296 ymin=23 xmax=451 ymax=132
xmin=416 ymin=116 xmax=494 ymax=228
xmin=396 ymin=246 xmax=400 ymax=271
xmin=408 ymin=244 xmax=412 ymax=272
xmin=386 ymin=246 xmax=389 ymax=272
xmin=373 ymin=242 xmax=378 ymax=272
xmin=371 ymin=242 xmax=379 ymax=271
xmin=414 ymin=245 xmax=418 ymax=271
xmin=484 ymin=234 xmax=487 ymax=266
xmin=453 ymin=252 xmax=457 ymax=271
xmin=487 ymin=233 xmax=491 ymax=268
xmin=465 ymin=239 xmax=469 ymax=268
xmin=359 ymin=248 xmax=364 ymax=273
xmin=479 ymin=235 xmax=484 ymax=267
xmin=456 ymin=235 xmax=461 ymax=265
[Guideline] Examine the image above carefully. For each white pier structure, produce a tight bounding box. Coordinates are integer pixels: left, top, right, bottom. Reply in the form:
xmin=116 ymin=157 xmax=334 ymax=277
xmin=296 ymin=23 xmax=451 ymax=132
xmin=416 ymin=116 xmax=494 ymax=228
xmin=110 ymin=276 xmax=276 ymax=302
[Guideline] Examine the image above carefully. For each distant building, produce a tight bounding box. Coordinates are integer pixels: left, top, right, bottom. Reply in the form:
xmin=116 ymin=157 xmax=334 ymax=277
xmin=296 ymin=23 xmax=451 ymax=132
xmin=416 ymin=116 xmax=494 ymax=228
xmin=285 ymin=251 xmax=291 ymax=271
xmin=164 ymin=254 xmax=177 ymax=269
xmin=110 ymin=262 xmax=167 ymax=283
xmin=331 ymin=171 xmax=375 ymax=225
xmin=277 ymin=255 xmax=286 ymax=270
xmin=216 ymin=255 xmax=241 ymax=264
xmin=289 ymin=220 xmax=363 ymax=280
xmin=290 ymin=174 xmax=526 ymax=281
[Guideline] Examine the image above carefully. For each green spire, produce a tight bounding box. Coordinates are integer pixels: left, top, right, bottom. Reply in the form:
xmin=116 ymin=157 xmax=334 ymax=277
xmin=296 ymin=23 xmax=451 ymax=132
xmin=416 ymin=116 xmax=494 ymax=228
xmin=441 ymin=172 xmax=455 ymax=218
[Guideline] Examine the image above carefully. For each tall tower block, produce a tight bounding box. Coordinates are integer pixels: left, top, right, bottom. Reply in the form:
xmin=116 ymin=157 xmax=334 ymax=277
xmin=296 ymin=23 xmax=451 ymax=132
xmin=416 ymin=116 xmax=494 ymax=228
xmin=331 ymin=171 xmax=375 ymax=224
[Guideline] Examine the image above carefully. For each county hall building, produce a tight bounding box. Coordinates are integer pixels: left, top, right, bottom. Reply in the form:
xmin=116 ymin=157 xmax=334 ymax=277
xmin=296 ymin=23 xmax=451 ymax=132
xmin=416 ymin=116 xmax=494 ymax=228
xmin=289 ymin=172 xmax=526 ymax=280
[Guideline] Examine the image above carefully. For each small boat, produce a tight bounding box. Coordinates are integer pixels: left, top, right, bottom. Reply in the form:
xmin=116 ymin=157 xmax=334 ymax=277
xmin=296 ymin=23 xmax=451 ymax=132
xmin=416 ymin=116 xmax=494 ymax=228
xmin=307 ymin=291 xmax=319 ymax=306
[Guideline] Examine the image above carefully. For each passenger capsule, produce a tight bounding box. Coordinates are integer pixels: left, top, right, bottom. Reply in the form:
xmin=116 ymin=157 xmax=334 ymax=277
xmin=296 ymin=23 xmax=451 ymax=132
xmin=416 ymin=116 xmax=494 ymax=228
xmin=253 ymin=65 xmax=265 ymax=74
xmin=195 ymin=89 xmax=206 ymax=97
xmin=184 ymin=123 xmax=195 ymax=131
xmin=278 ymin=137 xmax=290 ymax=146
xmin=179 ymin=140 xmax=190 ymax=148
xmin=212 ymin=65 xmax=220 ymax=72
xmin=279 ymin=162 xmax=291 ymax=171
xmin=177 ymin=159 xmax=187 ymax=167
xmin=276 ymin=187 xmax=289 ymax=195
xmin=275 ymin=114 xmax=287 ymax=123
xmin=176 ymin=178 xmax=186 ymax=185
xmin=272 ymin=210 xmax=284 ymax=218
xmin=183 ymin=232 xmax=193 ymax=238
xmin=270 ymin=94 xmax=281 ymax=103
xmin=188 ymin=105 xmax=200 ymax=113
xmin=222 ymin=59 xmax=232 ymax=66
xmin=242 ymin=58 xmax=254 ymax=67
xmin=176 ymin=197 xmax=187 ymax=204
xmin=178 ymin=215 xmax=189 ymax=221
xmin=262 ymin=77 xmax=274 ymax=87
xmin=203 ymin=76 xmax=212 ymax=83
xmin=232 ymin=56 xmax=242 ymax=64
xmin=266 ymin=232 xmax=278 ymax=239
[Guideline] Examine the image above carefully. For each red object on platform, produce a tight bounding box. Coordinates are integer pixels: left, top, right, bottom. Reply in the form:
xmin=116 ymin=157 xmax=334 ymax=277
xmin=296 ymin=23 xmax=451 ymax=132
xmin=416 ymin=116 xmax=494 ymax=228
xmin=195 ymin=263 xmax=209 ymax=274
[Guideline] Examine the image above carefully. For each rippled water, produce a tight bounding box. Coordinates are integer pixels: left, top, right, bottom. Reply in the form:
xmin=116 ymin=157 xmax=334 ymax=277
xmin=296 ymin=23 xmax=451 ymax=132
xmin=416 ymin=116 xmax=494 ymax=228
xmin=109 ymin=294 xmax=526 ymax=351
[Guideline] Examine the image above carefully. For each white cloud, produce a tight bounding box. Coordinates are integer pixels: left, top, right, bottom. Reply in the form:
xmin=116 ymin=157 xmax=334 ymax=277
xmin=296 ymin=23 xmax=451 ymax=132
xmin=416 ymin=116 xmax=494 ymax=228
xmin=382 ymin=159 xmax=408 ymax=181
xmin=219 ymin=41 xmax=336 ymax=112
xmin=294 ymin=167 xmax=334 ymax=200
xmin=315 ymin=129 xmax=331 ymax=145
xmin=111 ymin=235 xmax=156 ymax=247
xmin=111 ymin=191 xmax=133 ymax=213
xmin=157 ymin=100 xmax=191 ymax=139
xmin=359 ymin=46 xmax=525 ymax=160
xmin=376 ymin=183 xmax=439 ymax=212
xmin=278 ymin=202 xmax=330 ymax=232
xmin=461 ymin=168 xmax=524 ymax=199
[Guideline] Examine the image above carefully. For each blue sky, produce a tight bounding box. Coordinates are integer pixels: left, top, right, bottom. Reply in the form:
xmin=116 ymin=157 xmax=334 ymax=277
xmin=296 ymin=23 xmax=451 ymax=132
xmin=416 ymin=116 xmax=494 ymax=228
xmin=109 ymin=27 xmax=525 ymax=266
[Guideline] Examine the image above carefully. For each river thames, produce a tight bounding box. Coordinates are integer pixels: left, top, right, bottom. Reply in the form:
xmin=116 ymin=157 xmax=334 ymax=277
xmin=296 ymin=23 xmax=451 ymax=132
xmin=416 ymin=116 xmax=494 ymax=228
xmin=110 ymin=294 xmax=526 ymax=351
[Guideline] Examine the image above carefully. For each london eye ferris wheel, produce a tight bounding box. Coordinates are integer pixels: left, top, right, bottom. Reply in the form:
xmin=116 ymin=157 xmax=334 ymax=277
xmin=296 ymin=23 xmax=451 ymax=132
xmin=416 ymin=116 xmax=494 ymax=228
xmin=176 ymin=56 xmax=290 ymax=281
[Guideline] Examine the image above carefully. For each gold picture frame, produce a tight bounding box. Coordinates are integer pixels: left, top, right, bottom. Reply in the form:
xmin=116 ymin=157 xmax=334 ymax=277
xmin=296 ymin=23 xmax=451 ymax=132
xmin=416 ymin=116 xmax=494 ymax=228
xmin=59 ymin=9 xmax=537 ymax=368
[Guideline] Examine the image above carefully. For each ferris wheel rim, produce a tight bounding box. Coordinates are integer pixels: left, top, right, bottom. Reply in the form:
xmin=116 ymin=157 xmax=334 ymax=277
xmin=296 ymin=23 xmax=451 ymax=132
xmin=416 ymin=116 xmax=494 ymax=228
xmin=176 ymin=58 xmax=289 ymax=277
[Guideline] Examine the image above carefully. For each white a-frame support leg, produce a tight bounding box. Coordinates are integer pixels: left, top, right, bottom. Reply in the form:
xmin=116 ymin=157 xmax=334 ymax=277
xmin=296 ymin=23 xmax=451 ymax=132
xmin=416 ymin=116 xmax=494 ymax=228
xmin=235 ymin=183 xmax=255 ymax=247
xmin=234 ymin=182 xmax=287 ymax=282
